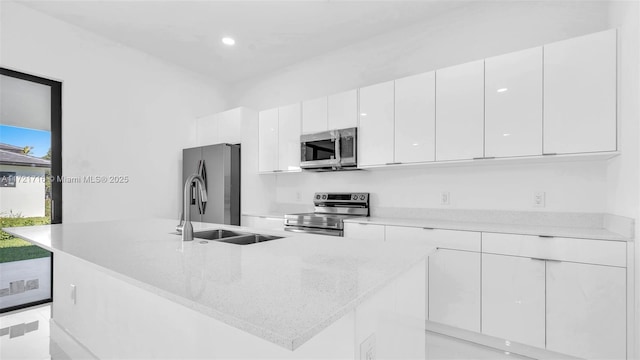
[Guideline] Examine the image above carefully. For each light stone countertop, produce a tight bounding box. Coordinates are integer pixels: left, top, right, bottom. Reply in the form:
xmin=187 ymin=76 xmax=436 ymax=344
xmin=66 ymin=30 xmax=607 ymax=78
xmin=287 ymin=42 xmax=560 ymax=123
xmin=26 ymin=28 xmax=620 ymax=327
xmin=4 ymin=219 xmax=433 ymax=350
xmin=344 ymin=216 xmax=631 ymax=242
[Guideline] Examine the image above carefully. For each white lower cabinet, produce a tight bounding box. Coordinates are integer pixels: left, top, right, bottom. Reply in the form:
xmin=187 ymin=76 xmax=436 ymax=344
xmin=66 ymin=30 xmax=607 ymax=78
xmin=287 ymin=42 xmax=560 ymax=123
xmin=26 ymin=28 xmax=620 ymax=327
xmin=482 ymin=232 xmax=627 ymax=359
xmin=546 ymin=261 xmax=626 ymax=360
xmin=481 ymin=253 xmax=545 ymax=348
xmin=385 ymin=226 xmax=481 ymax=332
xmin=343 ymin=222 xmax=385 ymax=241
xmin=241 ymin=215 xmax=283 ymax=231
xmin=428 ymin=249 xmax=481 ymax=332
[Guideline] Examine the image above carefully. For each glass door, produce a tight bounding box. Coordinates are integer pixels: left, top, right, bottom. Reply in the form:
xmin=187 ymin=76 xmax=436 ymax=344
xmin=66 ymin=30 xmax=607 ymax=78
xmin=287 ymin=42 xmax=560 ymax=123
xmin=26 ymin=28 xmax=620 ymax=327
xmin=0 ymin=68 xmax=62 ymax=313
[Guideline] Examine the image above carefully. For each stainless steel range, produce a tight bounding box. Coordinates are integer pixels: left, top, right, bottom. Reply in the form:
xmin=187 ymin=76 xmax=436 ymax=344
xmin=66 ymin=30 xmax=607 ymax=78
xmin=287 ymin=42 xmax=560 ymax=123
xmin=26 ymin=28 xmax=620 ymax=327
xmin=284 ymin=192 xmax=370 ymax=236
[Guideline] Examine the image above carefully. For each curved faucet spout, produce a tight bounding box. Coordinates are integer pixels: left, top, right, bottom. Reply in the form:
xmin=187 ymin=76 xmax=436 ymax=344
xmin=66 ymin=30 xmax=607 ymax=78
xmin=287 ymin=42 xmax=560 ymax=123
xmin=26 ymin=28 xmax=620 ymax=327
xmin=178 ymin=174 xmax=207 ymax=241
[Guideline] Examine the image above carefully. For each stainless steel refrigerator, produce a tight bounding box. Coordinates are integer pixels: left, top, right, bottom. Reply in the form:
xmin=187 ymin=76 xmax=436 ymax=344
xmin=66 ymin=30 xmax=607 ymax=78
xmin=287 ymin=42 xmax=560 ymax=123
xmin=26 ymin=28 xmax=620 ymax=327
xmin=182 ymin=143 xmax=240 ymax=225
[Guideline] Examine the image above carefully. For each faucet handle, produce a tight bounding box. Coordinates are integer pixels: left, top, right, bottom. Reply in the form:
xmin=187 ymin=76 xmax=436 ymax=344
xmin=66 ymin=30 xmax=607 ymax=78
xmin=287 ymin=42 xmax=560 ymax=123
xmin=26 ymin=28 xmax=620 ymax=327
xmin=176 ymin=210 xmax=184 ymax=233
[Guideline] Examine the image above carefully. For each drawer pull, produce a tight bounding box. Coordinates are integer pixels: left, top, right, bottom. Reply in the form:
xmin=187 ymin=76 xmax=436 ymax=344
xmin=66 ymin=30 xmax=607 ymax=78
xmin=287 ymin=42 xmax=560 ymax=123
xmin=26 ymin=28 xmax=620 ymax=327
xmin=538 ymin=235 xmax=555 ymax=238
xmin=385 ymin=162 xmax=402 ymax=165
xmin=531 ymin=257 xmax=562 ymax=263
xmin=422 ymin=227 xmax=435 ymax=230
xmin=473 ymin=157 xmax=496 ymax=160
xmin=542 ymin=153 xmax=557 ymax=156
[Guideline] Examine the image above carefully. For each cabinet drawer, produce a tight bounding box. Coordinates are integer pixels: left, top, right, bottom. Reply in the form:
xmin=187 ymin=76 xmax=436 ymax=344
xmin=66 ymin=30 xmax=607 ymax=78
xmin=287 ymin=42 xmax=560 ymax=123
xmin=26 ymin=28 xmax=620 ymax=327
xmin=386 ymin=226 xmax=480 ymax=252
xmin=482 ymin=233 xmax=626 ymax=267
xmin=344 ymin=222 xmax=385 ymax=241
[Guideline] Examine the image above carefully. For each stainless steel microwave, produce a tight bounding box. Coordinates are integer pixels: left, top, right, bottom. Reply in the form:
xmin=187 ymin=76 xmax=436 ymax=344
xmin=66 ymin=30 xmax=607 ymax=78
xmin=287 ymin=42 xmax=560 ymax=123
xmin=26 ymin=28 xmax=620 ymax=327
xmin=300 ymin=127 xmax=357 ymax=170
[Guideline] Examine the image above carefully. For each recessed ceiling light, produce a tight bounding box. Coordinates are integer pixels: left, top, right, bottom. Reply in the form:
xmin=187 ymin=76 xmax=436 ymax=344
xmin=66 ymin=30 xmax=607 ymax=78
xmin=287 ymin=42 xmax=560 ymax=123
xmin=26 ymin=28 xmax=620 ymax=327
xmin=222 ymin=37 xmax=235 ymax=46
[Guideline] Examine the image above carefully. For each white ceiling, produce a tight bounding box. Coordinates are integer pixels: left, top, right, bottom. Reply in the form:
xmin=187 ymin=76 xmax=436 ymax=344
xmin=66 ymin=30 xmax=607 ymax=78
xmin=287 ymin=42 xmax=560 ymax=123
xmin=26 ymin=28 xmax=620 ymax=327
xmin=17 ymin=1 xmax=467 ymax=84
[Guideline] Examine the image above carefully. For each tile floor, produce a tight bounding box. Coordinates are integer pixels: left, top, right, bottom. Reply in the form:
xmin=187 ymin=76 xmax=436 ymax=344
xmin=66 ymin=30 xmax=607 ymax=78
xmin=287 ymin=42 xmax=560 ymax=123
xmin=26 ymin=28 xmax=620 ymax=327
xmin=1 ymin=304 xmax=533 ymax=359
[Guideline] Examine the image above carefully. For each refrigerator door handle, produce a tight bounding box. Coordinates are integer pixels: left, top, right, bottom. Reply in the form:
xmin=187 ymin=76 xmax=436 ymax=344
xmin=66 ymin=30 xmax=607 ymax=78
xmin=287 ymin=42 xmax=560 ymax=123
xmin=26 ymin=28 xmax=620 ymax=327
xmin=197 ymin=160 xmax=208 ymax=214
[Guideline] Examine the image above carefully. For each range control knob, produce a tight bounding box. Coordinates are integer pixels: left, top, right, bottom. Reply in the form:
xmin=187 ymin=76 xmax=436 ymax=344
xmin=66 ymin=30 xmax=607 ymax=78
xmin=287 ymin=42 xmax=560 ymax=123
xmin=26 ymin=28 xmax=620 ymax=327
xmin=360 ymin=195 xmax=366 ymax=200
xmin=352 ymin=194 xmax=358 ymax=200
xmin=316 ymin=194 xmax=321 ymax=200
xmin=322 ymin=194 xmax=327 ymax=200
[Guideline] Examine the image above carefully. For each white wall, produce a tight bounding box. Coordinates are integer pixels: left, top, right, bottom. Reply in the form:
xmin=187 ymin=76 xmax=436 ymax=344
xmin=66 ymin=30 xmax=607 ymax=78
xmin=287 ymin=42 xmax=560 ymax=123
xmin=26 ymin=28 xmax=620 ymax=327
xmin=604 ymin=3 xmax=640 ymax=358
xmin=0 ymin=165 xmax=46 ymax=217
xmin=0 ymin=2 xmax=230 ymax=223
xmin=230 ymin=1 xmax=618 ymax=213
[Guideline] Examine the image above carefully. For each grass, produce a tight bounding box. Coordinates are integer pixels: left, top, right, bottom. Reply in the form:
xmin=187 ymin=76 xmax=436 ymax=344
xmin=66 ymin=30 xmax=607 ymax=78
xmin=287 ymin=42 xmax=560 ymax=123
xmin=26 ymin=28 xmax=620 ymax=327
xmin=0 ymin=201 xmax=51 ymax=263
xmin=0 ymin=239 xmax=50 ymax=263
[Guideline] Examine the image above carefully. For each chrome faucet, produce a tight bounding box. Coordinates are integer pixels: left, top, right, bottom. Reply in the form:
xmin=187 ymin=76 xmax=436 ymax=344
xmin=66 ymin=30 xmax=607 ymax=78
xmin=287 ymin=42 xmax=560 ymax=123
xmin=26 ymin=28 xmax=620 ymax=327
xmin=176 ymin=174 xmax=207 ymax=241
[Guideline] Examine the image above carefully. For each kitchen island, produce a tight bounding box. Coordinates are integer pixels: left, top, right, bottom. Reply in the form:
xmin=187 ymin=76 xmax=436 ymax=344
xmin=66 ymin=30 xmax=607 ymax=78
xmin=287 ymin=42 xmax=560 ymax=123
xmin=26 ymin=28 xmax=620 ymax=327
xmin=4 ymin=219 xmax=431 ymax=359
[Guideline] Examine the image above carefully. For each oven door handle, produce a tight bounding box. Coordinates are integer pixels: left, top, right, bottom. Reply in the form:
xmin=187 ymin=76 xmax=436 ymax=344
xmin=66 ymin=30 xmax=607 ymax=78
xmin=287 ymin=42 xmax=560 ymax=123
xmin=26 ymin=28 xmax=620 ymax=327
xmin=285 ymin=226 xmax=342 ymax=237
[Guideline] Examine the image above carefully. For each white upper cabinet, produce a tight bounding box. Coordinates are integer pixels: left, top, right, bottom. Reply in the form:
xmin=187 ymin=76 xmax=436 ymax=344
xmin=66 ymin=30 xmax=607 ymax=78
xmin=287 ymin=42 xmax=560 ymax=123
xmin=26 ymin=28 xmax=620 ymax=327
xmin=485 ymin=47 xmax=543 ymax=157
xmin=196 ymin=108 xmax=244 ymax=146
xmin=217 ymin=108 xmax=243 ymax=144
xmin=328 ymin=89 xmax=358 ymax=130
xmin=435 ymin=60 xmax=485 ymax=161
xmin=302 ymin=97 xmax=328 ymax=134
xmin=395 ymin=71 xmax=436 ymax=163
xmin=278 ymin=103 xmax=302 ymax=171
xmin=543 ymin=29 xmax=616 ymax=154
xmin=258 ymin=108 xmax=279 ymax=172
xmin=196 ymin=113 xmax=220 ymax=146
xmin=358 ymin=81 xmax=395 ymax=166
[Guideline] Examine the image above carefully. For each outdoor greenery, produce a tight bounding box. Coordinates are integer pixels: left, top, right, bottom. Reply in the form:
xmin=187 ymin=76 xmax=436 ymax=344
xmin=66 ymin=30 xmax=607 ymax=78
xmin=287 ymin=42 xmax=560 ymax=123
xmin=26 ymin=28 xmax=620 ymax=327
xmin=0 ymin=146 xmax=53 ymax=263
xmin=0 ymin=210 xmax=51 ymax=263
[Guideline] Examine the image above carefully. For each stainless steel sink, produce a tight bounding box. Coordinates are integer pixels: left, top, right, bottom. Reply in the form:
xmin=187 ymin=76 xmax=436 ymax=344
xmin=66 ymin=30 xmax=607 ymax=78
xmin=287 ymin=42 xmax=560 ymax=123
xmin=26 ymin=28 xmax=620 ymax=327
xmin=192 ymin=229 xmax=284 ymax=245
xmin=217 ymin=234 xmax=284 ymax=245
xmin=193 ymin=229 xmax=247 ymax=240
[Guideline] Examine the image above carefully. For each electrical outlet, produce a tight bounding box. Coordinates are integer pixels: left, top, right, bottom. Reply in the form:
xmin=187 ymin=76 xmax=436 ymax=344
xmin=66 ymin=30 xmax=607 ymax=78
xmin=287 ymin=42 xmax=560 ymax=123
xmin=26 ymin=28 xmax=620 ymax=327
xmin=360 ymin=333 xmax=376 ymax=360
xmin=441 ymin=192 xmax=450 ymax=206
xmin=533 ymin=192 xmax=545 ymax=208
xmin=296 ymin=192 xmax=301 ymax=201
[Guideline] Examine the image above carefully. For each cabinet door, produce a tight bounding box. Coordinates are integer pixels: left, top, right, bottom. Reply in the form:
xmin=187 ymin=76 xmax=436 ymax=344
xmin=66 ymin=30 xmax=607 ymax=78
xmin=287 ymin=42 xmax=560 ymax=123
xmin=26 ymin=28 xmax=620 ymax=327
xmin=543 ymin=29 xmax=616 ymax=154
xmin=328 ymin=89 xmax=358 ymax=130
xmin=546 ymin=261 xmax=626 ymax=360
xmin=358 ymin=81 xmax=395 ymax=166
xmin=302 ymin=97 xmax=328 ymax=134
xmin=196 ymin=114 xmax=219 ymax=146
xmin=258 ymin=108 xmax=279 ymax=172
xmin=428 ymin=249 xmax=480 ymax=332
xmin=218 ymin=109 xmax=242 ymax=144
xmin=385 ymin=225 xmax=432 ymax=322
xmin=485 ymin=47 xmax=543 ymax=157
xmin=395 ymin=71 xmax=436 ymax=163
xmin=278 ymin=103 xmax=301 ymax=171
xmin=481 ymin=254 xmax=545 ymax=348
xmin=435 ymin=60 xmax=485 ymax=161
xmin=343 ymin=222 xmax=385 ymax=241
